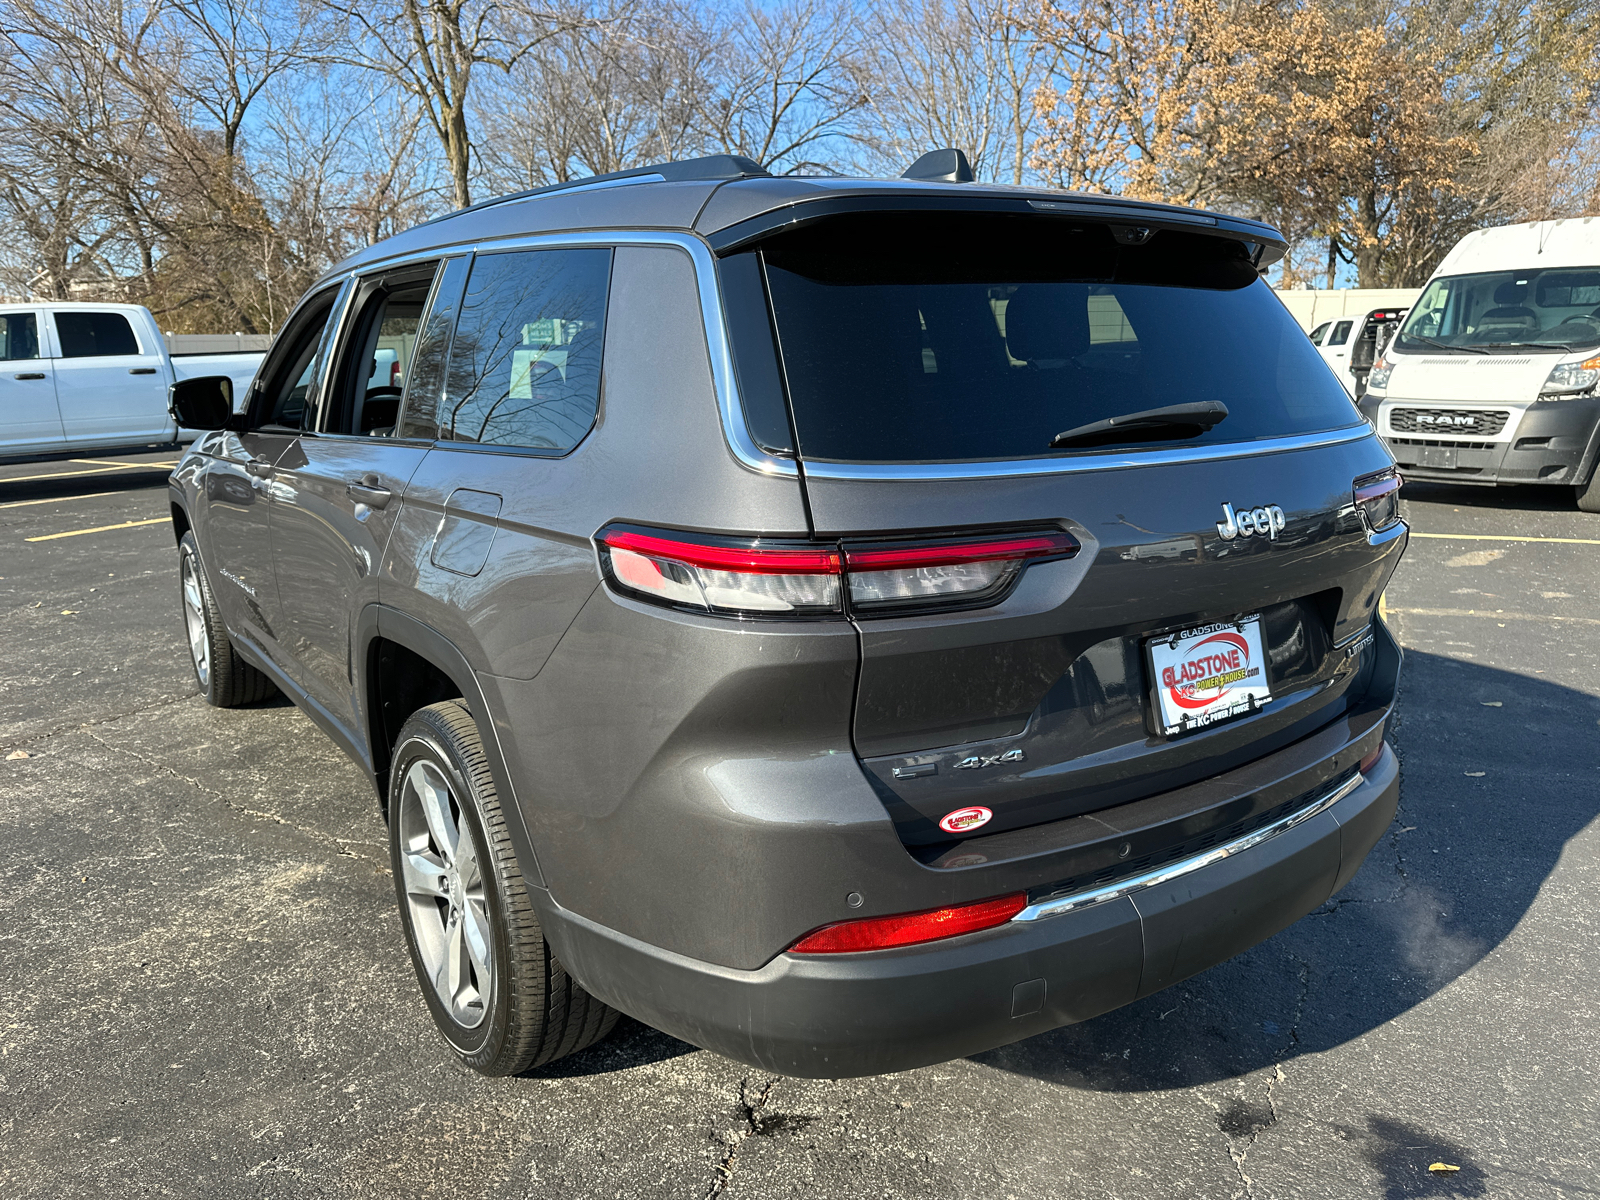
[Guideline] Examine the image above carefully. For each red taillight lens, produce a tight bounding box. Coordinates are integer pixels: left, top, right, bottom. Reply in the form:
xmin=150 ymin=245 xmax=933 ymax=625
xmin=600 ymin=529 xmax=842 ymax=616
xmin=1353 ymin=468 xmax=1403 ymax=533
xmin=843 ymin=531 xmax=1078 ymax=612
xmin=598 ymin=526 xmax=1077 ymax=619
xmin=789 ymin=892 xmax=1028 ymax=954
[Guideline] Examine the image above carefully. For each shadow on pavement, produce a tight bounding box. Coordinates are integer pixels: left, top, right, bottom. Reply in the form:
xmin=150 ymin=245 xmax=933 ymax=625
xmin=971 ymin=651 xmax=1600 ymax=1094
xmin=0 ymin=463 xmax=174 ymax=505
xmin=522 ymin=1017 xmax=696 ymax=1078
xmin=1401 ymin=479 xmax=1583 ymax=512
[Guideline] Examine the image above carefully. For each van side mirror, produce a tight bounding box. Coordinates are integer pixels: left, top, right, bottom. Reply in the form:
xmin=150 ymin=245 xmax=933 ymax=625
xmin=170 ymin=375 xmax=233 ymax=430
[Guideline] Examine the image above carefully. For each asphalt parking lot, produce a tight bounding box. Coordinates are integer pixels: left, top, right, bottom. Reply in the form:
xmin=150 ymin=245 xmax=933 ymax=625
xmin=2 ymin=448 xmax=1597 ymax=1199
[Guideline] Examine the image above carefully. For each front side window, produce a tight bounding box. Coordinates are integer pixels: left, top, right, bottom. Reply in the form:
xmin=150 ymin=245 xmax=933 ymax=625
xmin=54 ymin=311 xmax=140 ymax=357
xmin=439 ymin=248 xmax=611 ymax=452
xmin=255 ymin=288 xmax=342 ymax=431
xmin=0 ymin=313 xmax=40 ymax=360
xmin=760 ymin=212 xmax=1358 ymax=463
xmin=1397 ymin=267 xmax=1600 ymax=353
xmin=1308 ymin=322 xmax=1329 ymax=346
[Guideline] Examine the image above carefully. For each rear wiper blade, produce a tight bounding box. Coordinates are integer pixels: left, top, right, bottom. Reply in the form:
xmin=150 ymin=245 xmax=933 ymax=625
xmin=1050 ymin=401 xmax=1229 ymax=450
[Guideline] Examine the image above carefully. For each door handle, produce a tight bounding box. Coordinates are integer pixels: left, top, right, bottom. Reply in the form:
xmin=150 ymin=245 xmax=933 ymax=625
xmin=129 ymin=367 xmax=158 ymax=375
xmin=245 ymin=456 xmax=275 ymax=479
xmin=347 ymin=476 xmax=393 ymax=509
xmin=13 ymin=372 xmax=46 ymax=380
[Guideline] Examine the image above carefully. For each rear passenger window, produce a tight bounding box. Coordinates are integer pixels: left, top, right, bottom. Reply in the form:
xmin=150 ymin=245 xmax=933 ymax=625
xmin=440 ymin=248 xmax=611 ymax=452
xmin=0 ymin=313 xmax=40 ymax=360
xmin=54 ymin=311 xmax=140 ymax=357
xmin=1328 ymin=320 xmax=1353 ymax=346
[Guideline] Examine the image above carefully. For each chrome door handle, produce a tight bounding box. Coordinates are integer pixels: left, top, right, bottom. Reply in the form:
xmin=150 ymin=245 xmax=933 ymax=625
xmin=347 ymin=478 xmax=393 ymax=509
xmin=129 ymin=367 xmax=158 ymax=375
xmin=13 ymin=372 xmax=45 ymax=380
xmin=244 ymin=457 xmax=274 ymax=479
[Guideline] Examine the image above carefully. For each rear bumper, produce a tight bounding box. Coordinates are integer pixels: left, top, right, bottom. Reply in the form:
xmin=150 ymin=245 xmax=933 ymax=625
xmin=534 ymin=745 xmax=1399 ymax=1078
xmin=1362 ymin=395 xmax=1600 ymax=486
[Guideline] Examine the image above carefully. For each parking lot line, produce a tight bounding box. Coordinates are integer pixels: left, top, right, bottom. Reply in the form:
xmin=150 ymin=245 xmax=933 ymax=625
xmin=1389 ymin=605 xmax=1600 ymax=627
xmin=70 ymin=458 xmax=178 ymax=468
xmin=25 ymin=517 xmax=169 ymax=542
xmin=1 ymin=462 xmax=171 ymax=484
xmin=0 ymin=491 xmax=116 ymax=510
xmin=1409 ymin=532 xmax=1600 ymax=545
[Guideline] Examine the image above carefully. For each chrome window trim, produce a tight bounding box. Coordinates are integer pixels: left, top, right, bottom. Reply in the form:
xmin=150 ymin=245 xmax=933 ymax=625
xmin=1012 ymin=770 xmax=1367 ymax=923
xmin=801 ymin=426 xmax=1375 ymax=482
xmin=323 ymin=230 xmax=798 ymax=478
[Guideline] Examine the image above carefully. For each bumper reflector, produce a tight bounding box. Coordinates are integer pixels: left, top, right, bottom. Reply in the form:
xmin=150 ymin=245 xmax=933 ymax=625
xmin=789 ymin=892 xmax=1027 ymax=954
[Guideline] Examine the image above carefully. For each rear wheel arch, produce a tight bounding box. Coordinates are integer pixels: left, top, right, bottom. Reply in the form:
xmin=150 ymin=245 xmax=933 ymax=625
xmin=358 ymin=607 xmax=545 ymax=889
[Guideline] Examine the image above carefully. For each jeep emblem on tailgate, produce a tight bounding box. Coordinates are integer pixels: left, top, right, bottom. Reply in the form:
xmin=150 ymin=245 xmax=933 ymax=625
xmin=1217 ymin=502 xmax=1286 ymax=541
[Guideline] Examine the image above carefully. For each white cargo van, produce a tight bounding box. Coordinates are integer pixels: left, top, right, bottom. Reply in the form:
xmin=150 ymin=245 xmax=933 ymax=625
xmin=0 ymin=301 xmax=262 ymax=462
xmin=1360 ymin=218 xmax=1600 ymax=510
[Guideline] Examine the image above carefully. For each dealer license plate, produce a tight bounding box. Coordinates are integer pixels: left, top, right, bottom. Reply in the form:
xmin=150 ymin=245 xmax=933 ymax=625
xmin=1146 ymin=615 xmax=1273 ymax=736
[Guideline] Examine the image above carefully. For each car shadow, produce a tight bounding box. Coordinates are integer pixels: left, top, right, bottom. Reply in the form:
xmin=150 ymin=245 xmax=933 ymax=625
xmin=969 ymin=650 xmax=1600 ymax=1093
xmin=520 ymin=1016 xmax=696 ymax=1078
xmin=1401 ymin=479 xmax=1583 ymax=512
xmin=0 ymin=461 xmax=175 ymax=505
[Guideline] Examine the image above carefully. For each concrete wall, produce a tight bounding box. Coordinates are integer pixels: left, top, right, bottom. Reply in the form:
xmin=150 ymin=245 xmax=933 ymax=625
xmin=164 ymin=332 xmax=273 ymax=354
xmin=1272 ymin=288 xmax=1422 ymax=332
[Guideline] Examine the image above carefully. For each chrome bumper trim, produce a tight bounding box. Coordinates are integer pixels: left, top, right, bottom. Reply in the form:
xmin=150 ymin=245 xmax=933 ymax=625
xmin=1012 ymin=771 xmax=1366 ymax=922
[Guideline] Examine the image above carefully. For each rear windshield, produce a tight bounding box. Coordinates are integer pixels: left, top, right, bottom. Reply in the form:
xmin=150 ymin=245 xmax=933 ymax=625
xmin=759 ymin=213 xmax=1359 ymax=463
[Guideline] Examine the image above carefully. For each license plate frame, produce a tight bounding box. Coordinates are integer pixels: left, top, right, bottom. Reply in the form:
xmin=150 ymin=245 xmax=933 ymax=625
xmin=1144 ymin=614 xmax=1273 ymax=737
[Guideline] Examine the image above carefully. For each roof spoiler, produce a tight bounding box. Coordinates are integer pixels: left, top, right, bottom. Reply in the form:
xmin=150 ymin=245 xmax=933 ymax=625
xmin=902 ymin=148 xmax=974 ymax=184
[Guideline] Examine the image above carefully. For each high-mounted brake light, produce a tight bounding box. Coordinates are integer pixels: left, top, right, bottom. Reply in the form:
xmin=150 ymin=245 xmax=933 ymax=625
xmin=789 ymin=892 xmax=1028 ymax=954
xmin=1353 ymin=469 xmax=1403 ymax=534
xmin=598 ymin=525 xmax=1077 ymax=618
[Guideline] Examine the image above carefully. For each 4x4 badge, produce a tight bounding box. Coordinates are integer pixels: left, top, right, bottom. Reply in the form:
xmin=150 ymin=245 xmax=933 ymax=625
xmin=1217 ymin=502 xmax=1286 ymax=541
xmin=955 ymin=748 xmax=1024 ymax=770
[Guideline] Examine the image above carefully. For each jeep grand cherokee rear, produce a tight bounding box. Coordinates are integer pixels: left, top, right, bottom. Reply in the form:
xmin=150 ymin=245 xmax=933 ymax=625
xmin=169 ymin=160 xmax=1404 ymax=1080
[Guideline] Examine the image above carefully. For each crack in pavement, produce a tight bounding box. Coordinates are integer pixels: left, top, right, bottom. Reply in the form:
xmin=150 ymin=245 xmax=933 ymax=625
xmin=3 ymin=688 xmax=199 ymax=755
xmin=705 ymin=1076 xmax=814 ymax=1197
xmin=76 ymin=728 xmax=376 ymax=861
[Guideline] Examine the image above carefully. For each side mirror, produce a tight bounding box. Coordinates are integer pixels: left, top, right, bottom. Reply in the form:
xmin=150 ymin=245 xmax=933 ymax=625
xmin=169 ymin=375 xmax=233 ymax=430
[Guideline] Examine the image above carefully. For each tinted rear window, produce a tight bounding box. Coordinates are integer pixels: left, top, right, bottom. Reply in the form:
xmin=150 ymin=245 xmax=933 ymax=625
xmin=759 ymin=214 xmax=1358 ymax=463
xmin=54 ymin=311 xmax=140 ymax=357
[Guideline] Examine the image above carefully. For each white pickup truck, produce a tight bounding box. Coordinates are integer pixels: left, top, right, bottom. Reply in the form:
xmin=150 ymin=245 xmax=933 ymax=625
xmin=0 ymin=301 xmax=263 ymax=462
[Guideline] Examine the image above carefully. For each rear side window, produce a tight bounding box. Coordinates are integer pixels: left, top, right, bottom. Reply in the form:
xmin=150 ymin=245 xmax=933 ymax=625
xmin=439 ymin=248 xmax=611 ymax=452
xmin=1327 ymin=321 xmax=1353 ymax=346
xmin=54 ymin=311 xmax=140 ymax=357
xmin=0 ymin=313 xmax=39 ymax=360
xmin=760 ymin=213 xmax=1358 ymax=463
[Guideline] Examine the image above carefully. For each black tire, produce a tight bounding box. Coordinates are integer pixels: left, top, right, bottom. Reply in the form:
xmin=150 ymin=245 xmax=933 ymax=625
xmin=1576 ymin=469 xmax=1600 ymax=513
xmin=387 ymin=700 xmax=618 ymax=1075
xmin=178 ymin=532 xmax=277 ymax=707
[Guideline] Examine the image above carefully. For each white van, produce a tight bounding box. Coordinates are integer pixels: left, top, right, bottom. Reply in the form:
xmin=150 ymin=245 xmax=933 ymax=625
xmin=1359 ymin=218 xmax=1600 ymax=510
xmin=0 ymin=301 xmax=262 ymax=462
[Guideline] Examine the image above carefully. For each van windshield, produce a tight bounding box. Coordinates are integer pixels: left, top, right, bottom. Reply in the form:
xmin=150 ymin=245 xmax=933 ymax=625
xmin=1396 ymin=267 xmax=1600 ymax=354
xmin=758 ymin=212 xmax=1360 ymax=464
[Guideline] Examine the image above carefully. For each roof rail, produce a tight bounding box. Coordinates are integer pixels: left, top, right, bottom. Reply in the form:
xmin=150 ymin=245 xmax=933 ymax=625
xmin=422 ymin=155 xmax=772 ymax=226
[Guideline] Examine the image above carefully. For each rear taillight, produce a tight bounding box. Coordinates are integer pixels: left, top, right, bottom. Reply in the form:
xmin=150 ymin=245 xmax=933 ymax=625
xmin=789 ymin=892 xmax=1027 ymax=954
xmin=844 ymin=531 xmax=1078 ymax=612
xmin=600 ymin=529 xmax=841 ymax=616
xmin=597 ymin=526 xmax=1077 ymax=619
xmin=1359 ymin=723 xmax=1386 ymax=774
xmin=1354 ymin=468 xmax=1403 ymax=533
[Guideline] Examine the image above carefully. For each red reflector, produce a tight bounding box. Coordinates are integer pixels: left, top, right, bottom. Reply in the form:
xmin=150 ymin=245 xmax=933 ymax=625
xmin=1359 ymin=743 xmax=1384 ymax=774
xmin=789 ymin=892 xmax=1027 ymax=954
xmin=602 ymin=530 xmax=840 ymax=575
xmin=844 ymin=531 xmax=1077 ymax=571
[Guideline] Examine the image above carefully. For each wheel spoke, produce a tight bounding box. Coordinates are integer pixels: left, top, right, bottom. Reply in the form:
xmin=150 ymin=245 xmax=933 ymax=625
xmin=408 ymin=763 xmax=458 ymax=861
xmin=439 ymin=913 xmax=469 ymax=1008
xmin=462 ymin=900 xmax=493 ymax=983
xmin=399 ymin=850 xmax=449 ymax=899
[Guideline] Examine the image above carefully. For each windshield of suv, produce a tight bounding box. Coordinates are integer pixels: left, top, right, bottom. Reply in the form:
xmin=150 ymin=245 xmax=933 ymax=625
xmin=1395 ymin=267 xmax=1600 ymax=354
xmin=759 ymin=212 xmax=1359 ymax=463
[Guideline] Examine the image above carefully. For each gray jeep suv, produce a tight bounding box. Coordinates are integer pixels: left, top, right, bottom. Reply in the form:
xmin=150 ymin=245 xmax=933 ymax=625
xmin=167 ymin=152 xmax=1406 ymax=1079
